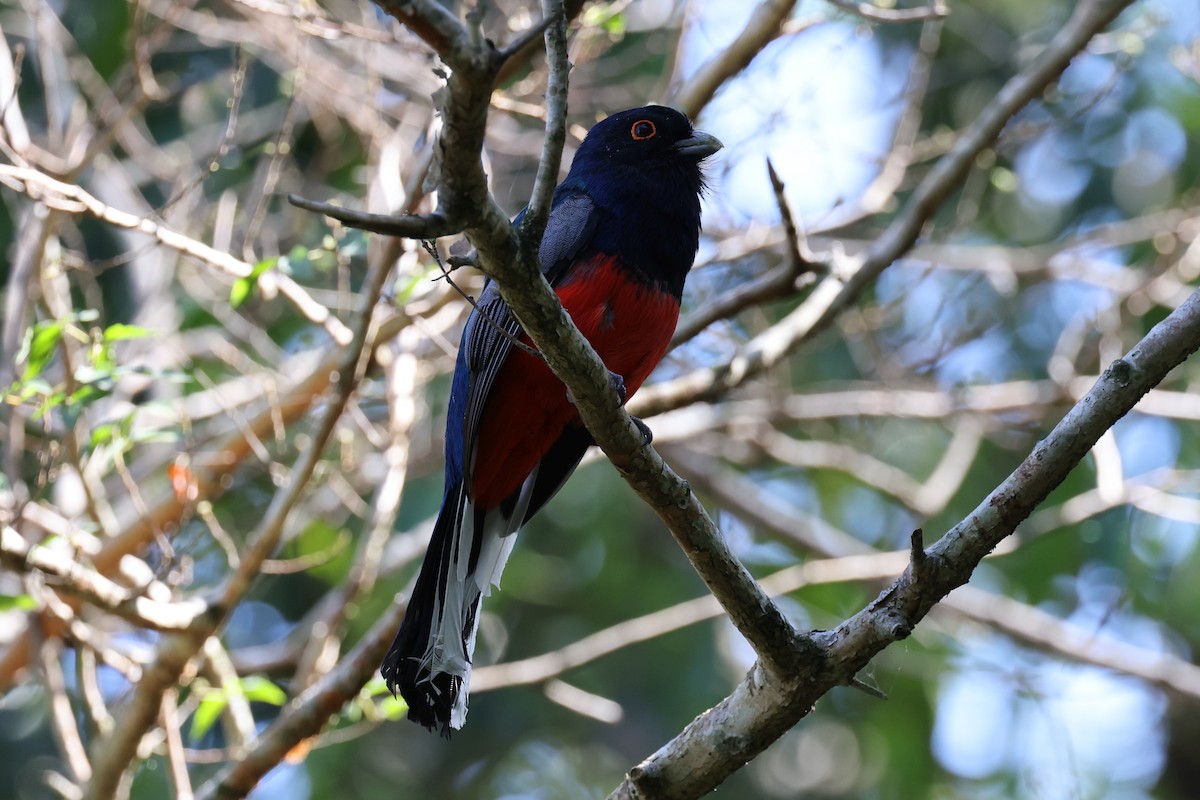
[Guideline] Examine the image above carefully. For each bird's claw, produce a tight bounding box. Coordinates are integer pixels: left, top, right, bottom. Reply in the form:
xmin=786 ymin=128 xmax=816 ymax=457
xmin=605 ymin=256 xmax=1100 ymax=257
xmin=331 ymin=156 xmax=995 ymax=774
xmin=630 ymin=416 xmax=653 ymax=445
xmin=566 ymin=371 xmax=628 ymax=406
xmin=608 ymin=371 xmax=628 ymax=405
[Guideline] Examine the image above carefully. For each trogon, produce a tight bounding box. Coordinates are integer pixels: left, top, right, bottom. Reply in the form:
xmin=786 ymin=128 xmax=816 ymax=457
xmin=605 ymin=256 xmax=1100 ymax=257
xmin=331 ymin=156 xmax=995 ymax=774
xmin=382 ymin=105 xmax=722 ymax=734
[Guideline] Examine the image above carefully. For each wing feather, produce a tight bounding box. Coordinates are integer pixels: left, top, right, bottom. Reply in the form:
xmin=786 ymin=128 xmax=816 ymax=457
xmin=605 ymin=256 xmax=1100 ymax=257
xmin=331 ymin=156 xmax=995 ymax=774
xmin=459 ymin=191 xmax=598 ymax=486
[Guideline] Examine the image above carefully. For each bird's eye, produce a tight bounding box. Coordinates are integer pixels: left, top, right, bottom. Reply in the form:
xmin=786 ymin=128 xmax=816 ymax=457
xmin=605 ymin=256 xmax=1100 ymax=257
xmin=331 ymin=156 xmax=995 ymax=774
xmin=630 ymin=120 xmax=657 ymax=140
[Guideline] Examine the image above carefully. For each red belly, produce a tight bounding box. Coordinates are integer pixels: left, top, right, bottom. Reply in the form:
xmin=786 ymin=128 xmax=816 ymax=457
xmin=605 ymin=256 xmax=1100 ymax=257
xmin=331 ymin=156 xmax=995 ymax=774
xmin=470 ymin=254 xmax=679 ymax=508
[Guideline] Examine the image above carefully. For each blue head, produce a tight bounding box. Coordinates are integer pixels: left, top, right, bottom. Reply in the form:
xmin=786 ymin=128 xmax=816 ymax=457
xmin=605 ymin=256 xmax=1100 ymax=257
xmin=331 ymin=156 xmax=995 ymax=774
xmin=561 ymin=106 xmax=722 ymax=296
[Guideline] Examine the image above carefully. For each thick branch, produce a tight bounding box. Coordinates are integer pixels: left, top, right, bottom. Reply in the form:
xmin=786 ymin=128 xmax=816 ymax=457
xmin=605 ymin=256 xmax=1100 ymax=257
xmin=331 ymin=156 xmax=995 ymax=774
xmin=383 ymin=2 xmax=804 ymax=671
xmin=371 ymin=0 xmax=467 ymax=60
xmin=609 ymin=254 xmax=1200 ymax=799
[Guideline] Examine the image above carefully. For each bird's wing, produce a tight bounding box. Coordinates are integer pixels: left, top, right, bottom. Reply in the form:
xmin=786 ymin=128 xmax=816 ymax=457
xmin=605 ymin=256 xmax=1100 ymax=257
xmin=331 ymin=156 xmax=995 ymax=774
xmin=455 ymin=190 xmax=598 ymax=485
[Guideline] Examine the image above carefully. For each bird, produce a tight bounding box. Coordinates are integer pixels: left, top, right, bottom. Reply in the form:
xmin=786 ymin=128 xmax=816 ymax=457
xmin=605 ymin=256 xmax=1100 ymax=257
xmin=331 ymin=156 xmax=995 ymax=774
xmin=381 ymin=105 xmax=722 ymax=735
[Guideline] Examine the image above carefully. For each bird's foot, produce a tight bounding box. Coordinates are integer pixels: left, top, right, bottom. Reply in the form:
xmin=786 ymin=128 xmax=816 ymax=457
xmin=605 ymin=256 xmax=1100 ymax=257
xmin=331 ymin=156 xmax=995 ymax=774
xmin=566 ymin=370 xmax=628 ymax=406
xmin=608 ymin=370 xmax=628 ymax=404
xmin=630 ymin=416 xmax=653 ymax=445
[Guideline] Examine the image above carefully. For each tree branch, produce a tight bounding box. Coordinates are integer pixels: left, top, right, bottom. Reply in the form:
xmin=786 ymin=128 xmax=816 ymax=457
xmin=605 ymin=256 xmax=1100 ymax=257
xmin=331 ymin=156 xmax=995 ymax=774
xmin=672 ymin=159 xmax=816 ymax=347
xmin=634 ymin=0 xmax=1136 ymax=418
xmin=826 ymin=0 xmax=948 ymax=23
xmin=285 ymin=195 xmax=455 ymax=240
xmin=608 ymin=262 xmax=1200 ymax=799
xmin=195 ymin=601 xmax=409 ymax=800
xmin=364 ymin=4 xmax=806 ymax=673
xmin=80 ymin=238 xmax=401 ymax=800
xmin=517 ymin=0 xmax=569 ymax=256
xmin=1 ymin=526 xmax=207 ymax=633
xmin=0 ymin=164 xmax=353 ymax=345
xmin=669 ymin=0 xmax=800 ymax=120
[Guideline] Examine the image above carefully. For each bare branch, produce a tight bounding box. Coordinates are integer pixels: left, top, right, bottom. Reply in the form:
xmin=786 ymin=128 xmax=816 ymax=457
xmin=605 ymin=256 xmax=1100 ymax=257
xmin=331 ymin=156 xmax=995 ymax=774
xmin=1 ymin=526 xmax=207 ymax=632
xmin=609 ymin=240 xmax=1200 ymax=799
xmin=676 ymin=446 xmax=1200 ymax=695
xmin=669 ymin=0 xmax=800 ymax=120
xmin=286 ymin=194 xmax=455 ymax=240
xmin=943 ymin=587 xmax=1200 ymax=700
xmin=826 ymin=0 xmax=948 ymax=23
xmin=372 ymin=0 xmax=468 ymax=60
xmin=517 ymin=0 xmax=569 ymax=256
xmin=673 ymin=159 xmax=818 ymax=346
xmin=635 ymin=0 xmax=1136 ymax=418
xmin=80 ymin=236 xmax=402 ymax=800
xmin=474 ymin=549 xmax=910 ymax=692
xmin=0 ymin=165 xmax=353 ymax=345
xmin=195 ymin=601 xmax=410 ymax=800
xmin=160 ymin=690 xmax=195 ymax=800
xmin=38 ymin=636 xmax=92 ymax=785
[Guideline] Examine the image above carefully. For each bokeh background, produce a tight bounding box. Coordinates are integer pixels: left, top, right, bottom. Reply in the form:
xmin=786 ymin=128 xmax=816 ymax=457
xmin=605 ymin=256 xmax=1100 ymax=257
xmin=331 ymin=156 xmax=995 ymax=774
xmin=2 ymin=0 xmax=1200 ymax=798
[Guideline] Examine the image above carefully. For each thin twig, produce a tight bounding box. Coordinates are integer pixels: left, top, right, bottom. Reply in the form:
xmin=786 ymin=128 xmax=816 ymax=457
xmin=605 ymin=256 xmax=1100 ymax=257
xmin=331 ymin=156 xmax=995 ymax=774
xmin=669 ymin=0 xmax=801 ymax=120
xmin=424 ymin=241 xmax=544 ymax=360
xmin=825 ymin=0 xmax=948 ymax=23
xmin=0 ymin=526 xmax=208 ymax=632
xmin=160 ymin=690 xmax=195 ymax=800
xmin=0 ymin=164 xmax=353 ymax=345
xmin=634 ymin=0 xmax=1137 ymax=418
xmin=518 ymin=0 xmax=570 ymax=252
xmin=287 ymin=194 xmax=455 ymax=239
xmin=39 ymin=635 xmax=93 ymax=784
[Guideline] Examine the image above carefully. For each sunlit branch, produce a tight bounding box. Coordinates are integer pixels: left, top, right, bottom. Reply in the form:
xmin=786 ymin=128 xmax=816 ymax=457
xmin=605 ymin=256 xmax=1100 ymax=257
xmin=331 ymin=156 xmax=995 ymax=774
xmin=669 ymin=0 xmax=801 ymax=120
xmin=0 ymin=526 xmax=208 ymax=632
xmin=826 ymin=0 xmax=948 ymax=23
xmin=635 ymin=0 xmax=1138 ymax=419
xmin=80 ymin=227 xmax=401 ymax=800
xmin=613 ymin=271 xmax=1200 ymax=798
xmin=0 ymin=165 xmax=353 ymax=345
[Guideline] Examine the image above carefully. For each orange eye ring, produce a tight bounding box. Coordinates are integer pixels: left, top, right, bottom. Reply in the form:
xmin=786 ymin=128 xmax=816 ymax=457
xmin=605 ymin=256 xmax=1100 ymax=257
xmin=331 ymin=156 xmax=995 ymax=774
xmin=630 ymin=119 xmax=657 ymax=140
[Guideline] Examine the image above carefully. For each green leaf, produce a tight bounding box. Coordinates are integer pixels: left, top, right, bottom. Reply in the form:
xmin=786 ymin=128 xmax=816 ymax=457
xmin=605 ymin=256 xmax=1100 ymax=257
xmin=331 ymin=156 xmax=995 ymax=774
xmin=20 ymin=321 xmax=64 ymax=382
xmin=15 ymin=378 xmax=53 ymax=402
xmin=33 ymin=388 xmax=69 ymax=420
xmin=378 ymin=694 xmax=409 ymax=720
xmin=189 ymin=691 xmax=227 ymax=741
xmin=581 ymin=2 xmax=625 ymax=37
xmin=89 ymin=423 xmax=116 ymax=449
xmin=230 ymin=257 xmax=278 ymax=308
xmin=188 ymin=675 xmax=287 ymax=741
xmin=103 ymin=323 xmax=154 ymax=341
xmin=0 ymin=594 xmax=37 ymax=611
xmin=229 ymin=279 xmax=253 ymax=308
xmin=239 ymin=676 xmax=287 ymax=706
